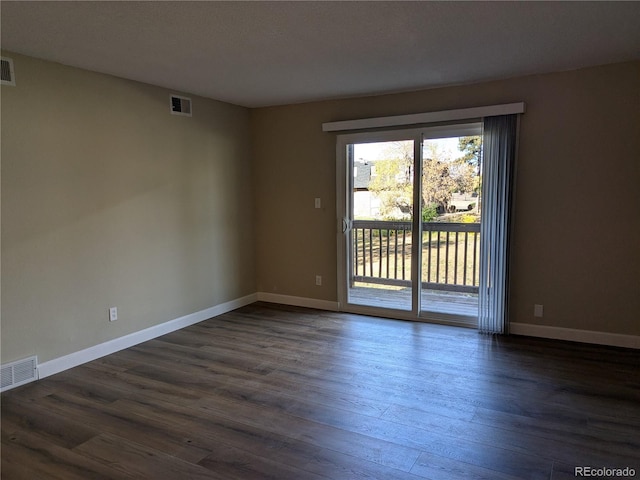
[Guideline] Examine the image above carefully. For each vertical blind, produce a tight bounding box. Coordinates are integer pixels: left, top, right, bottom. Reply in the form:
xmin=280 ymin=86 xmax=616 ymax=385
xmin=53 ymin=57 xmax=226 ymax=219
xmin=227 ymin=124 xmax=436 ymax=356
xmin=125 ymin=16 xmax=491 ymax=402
xmin=478 ymin=114 xmax=518 ymax=334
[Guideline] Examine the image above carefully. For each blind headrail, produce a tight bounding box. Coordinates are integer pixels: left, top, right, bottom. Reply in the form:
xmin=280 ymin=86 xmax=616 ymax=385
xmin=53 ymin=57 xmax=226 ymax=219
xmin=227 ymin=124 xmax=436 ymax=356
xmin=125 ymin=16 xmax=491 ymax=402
xmin=322 ymin=102 xmax=525 ymax=132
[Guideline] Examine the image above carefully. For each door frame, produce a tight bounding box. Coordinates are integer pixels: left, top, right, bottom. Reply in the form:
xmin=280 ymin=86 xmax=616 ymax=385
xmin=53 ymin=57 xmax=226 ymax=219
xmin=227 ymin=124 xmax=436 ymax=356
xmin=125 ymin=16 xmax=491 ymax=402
xmin=336 ymin=123 xmax=482 ymax=327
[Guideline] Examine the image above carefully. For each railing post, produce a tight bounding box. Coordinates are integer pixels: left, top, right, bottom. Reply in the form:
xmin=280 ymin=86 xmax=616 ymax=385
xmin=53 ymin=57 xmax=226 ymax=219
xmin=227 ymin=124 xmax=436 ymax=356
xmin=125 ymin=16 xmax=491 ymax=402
xmin=454 ymin=231 xmax=459 ymax=285
xmin=394 ymin=230 xmax=398 ymax=279
xmin=473 ymin=231 xmax=478 ymax=287
xmin=463 ymin=231 xmax=468 ymax=286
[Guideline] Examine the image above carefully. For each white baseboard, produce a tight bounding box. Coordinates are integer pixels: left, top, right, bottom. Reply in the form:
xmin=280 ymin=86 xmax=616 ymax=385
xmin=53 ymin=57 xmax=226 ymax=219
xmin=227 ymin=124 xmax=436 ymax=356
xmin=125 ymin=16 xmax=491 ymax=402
xmin=37 ymin=293 xmax=258 ymax=379
xmin=257 ymin=296 xmax=639 ymax=349
xmin=257 ymin=292 xmax=339 ymax=312
xmin=34 ymin=295 xmax=637 ymax=382
xmin=510 ymin=322 xmax=640 ymax=349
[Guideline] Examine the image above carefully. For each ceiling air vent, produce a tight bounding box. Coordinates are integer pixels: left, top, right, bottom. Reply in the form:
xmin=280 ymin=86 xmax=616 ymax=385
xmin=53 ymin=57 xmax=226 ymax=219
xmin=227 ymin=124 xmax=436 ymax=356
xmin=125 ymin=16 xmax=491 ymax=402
xmin=1 ymin=57 xmax=16 ymax=86
xmin=170 ymin=94 xmax=192 ymax=117
xmin=1 ymin=356 xmax=38 ymax=392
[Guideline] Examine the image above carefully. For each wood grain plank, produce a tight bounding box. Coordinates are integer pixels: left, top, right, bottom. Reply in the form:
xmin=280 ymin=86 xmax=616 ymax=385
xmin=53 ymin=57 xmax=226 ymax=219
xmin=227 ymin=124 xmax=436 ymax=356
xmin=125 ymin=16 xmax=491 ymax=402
xmin=108 ymin=396 xmax=424 ymax=480
xmin=410 ymin=450 xmax=526 ymax=480
xmin=74 ymin=433 xmax=222 ymax=480
xmin=34 ymin=390 xmax=214 ymax=464
xmin=1 ymin=429 xmax=135 ymax=480
xmin=1 ymin=395 xmax=98 ymax=449
xmin=197 ymin=444 xmax=328 ymax=480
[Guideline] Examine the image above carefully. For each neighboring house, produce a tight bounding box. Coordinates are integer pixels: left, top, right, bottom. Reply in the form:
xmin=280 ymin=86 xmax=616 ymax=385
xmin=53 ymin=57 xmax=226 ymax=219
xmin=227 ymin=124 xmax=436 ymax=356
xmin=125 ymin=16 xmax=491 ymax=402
xmin=353 ymin=160 xmax=381 ymax=219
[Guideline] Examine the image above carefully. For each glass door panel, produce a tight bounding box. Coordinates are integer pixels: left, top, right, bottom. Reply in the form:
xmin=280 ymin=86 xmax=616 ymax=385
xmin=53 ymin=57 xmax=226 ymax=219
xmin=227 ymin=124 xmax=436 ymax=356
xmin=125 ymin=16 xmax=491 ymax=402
xmin=420 ymin=135 xmax=481 ymax=317
xmin=347 ymin=140 xmax=414 ymax=311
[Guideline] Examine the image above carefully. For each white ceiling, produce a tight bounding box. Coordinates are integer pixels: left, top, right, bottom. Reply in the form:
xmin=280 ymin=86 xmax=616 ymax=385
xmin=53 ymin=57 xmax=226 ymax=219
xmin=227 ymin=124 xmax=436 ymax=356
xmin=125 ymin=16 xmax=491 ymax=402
xmin=2 ymin=1 xmax=639 ymax=108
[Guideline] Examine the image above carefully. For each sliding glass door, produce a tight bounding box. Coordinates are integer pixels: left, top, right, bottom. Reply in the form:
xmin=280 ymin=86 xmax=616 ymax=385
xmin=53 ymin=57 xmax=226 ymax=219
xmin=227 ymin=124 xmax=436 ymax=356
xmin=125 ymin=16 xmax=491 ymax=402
xmin=337 ymin=123 xmax=482 ymax=325
xmin=346 ymin=137 xmax=417 ymax=312
xmin=419 ymin=131 xmax=482 ymax=319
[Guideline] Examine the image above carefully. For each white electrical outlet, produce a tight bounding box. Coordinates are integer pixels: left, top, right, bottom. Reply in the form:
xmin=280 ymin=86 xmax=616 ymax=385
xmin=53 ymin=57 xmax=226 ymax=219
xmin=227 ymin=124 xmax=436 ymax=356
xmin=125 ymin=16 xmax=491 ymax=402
xmin=315 ymin=275 xmax=322 ymax=286
xmin=109 ymin=307 xmax=118 ymax=322
xmin=534 ymin=304 xmax=543 ymax=318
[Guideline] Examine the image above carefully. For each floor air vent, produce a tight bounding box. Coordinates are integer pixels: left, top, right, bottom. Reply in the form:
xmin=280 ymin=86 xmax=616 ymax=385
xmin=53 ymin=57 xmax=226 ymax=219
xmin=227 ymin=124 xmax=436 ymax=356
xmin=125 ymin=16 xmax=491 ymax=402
xmin=170 ymin=94 xmax=192 ymax=116
xmin=1 ymin=356 xmax=38 ymax=392
xmin=1 ymin=57 xmax=16 ymax=86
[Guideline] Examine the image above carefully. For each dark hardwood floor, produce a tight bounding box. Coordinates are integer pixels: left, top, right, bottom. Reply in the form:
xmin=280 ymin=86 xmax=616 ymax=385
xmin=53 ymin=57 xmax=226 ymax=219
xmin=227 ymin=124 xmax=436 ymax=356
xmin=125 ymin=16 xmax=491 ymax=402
xmin=2 ymin=302 xmax=639 ymax=479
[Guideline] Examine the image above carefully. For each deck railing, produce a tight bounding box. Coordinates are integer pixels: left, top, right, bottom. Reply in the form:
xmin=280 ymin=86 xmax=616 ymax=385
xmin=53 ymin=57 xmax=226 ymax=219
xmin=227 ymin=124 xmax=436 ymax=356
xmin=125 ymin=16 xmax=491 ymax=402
xmin=352 ymin=220 xmax=480 ymax=294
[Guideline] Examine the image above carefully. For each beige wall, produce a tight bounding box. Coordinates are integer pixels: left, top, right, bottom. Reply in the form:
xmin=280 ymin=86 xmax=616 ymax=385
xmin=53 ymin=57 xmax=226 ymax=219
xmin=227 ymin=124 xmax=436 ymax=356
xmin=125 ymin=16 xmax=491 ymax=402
xmin=1 ymin=52 xmax=255 ymax=364
xmin=251 ymin=61 xmax=640 ymax=336
xmin=2 ymin=54 xmax=638 ymax=368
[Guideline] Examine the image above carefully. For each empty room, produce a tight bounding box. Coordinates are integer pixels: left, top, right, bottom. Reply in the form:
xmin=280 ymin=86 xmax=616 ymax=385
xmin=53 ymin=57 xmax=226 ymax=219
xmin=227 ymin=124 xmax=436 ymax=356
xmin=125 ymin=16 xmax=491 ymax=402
xmin=1 ymin=2 xmax=639 ymax=479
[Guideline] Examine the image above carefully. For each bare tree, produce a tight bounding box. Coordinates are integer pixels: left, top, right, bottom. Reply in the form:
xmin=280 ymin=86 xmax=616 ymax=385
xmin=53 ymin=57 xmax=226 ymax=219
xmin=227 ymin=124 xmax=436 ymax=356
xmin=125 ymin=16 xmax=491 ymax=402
xmin=367 ymin=140 xmax=478 ymax=218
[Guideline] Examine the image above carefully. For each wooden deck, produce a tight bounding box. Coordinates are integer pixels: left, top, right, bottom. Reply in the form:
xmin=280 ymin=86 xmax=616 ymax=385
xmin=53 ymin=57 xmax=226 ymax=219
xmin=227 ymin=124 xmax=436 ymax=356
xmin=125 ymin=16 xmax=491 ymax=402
xmin=349 ymin=284 xmax=478 ymax=317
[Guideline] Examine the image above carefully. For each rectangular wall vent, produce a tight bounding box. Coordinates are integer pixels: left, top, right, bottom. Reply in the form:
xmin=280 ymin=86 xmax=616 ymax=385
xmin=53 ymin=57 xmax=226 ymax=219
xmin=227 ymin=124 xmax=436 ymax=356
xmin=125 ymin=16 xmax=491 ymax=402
xmin=170 ymin=94 xmax=192 ymax=116
xmin=1 ymin=356 xmax=38 ymax=392
xmin=1 ymin=56 xmax=16 ymax=86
